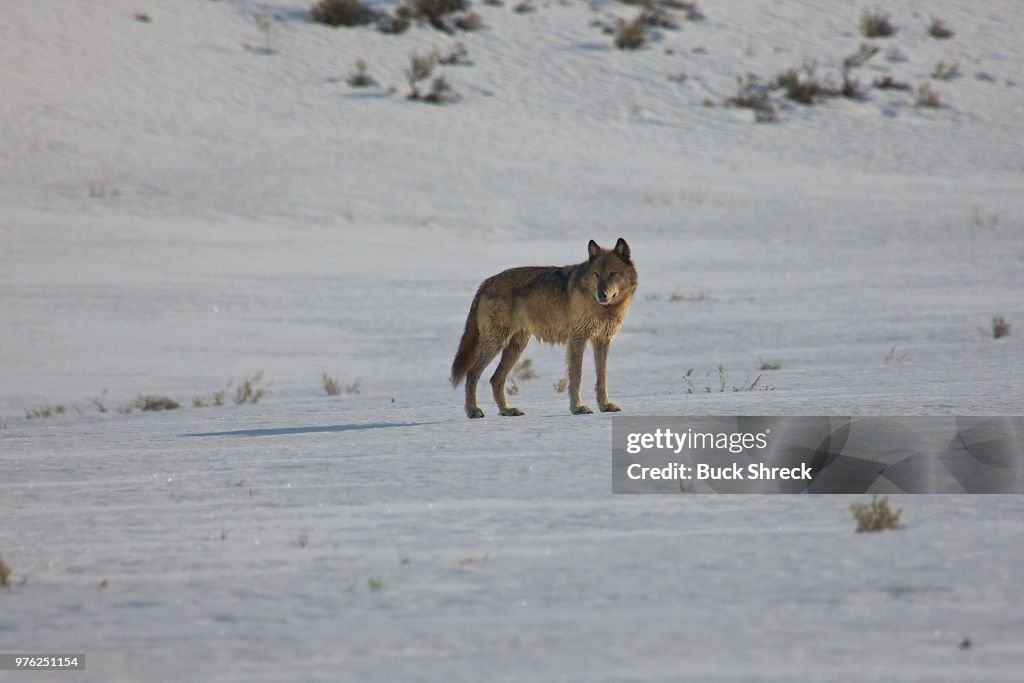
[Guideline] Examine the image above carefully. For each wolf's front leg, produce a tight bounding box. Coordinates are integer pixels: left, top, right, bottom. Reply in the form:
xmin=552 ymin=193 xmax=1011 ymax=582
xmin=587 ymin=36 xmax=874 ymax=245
xmin=592 ymin=339 xmax=620 ymax=412
xmin=567 ymin=337 xmax=592 ymax=415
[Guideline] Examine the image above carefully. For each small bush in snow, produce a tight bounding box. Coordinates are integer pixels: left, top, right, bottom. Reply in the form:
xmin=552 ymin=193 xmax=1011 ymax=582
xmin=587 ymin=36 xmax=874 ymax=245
xmin=928 ymin=18 xmax=954 ymax=39
xmin=553 ymin=376 xmax=568 ymax=393
xmin=454 ymin=11 xmax=483 ymax=31
xmin=615 ymin=15 xmax=647 ymax=49
xmin=323 ymin=373 xmax=361 ymax=396
xmin=931 ymin=61 xmax=961 ymax=80
xmin=132 ymin=394 xmax=181 ymax=411
xmin=859 ymin=9 xmax=895 ymax=38
xmin=234 ymin=371 xmax=267 ymax=405
xmin=505 ymin=359 xmax=537 ymax=397
xmin=621 ymin=0 xmax=703 ymax=21
xmin=438 ymin=42 xmax=469 ymax=65
xmin=683 ymin=365 xmax=772 ymax=394
xmin=664 ymin=0 xmax=704 ymax=21
xmin=774 ymin=62 xmax=836 ymax=105
xmin=405 ymin=51 xmax=438 ymax=99
xmin=992 ymin=316 xmax=1010 ymax=339
xmin=193 ymin=389 xmax=227 ymax=408
xmin=423 ymin=75 xmax=458 ymax=104
xmin=377 ymin=12 xmax=411 ymax=34
xmin=89 ymin=390 xmax=109 ymax=413
xmin=753 ymin=104 xmax=778 ymax=123
xmin=842 ymin=43 xmax=880 ymax=70
xmin=724 ymin=76 xmax=770 ymax=121
xmin=512 ymin=1 xmax=536 ymax=14
xmin=839 ymin=71 xmax=863 ymax=99
xmin=403 ymin=0 xmax=467 ymax=24
xmin=914 ymin=82 xmax=941 ymax=108
xmin=311 ymin=0 xmax=374 ymax=27
xmin=513 ymin=359 xmax=537 ymax=382
xmin=347 ymin=59 xmax=377 ymax=87
xmin=885 ymin=346 xmax=910 ymax=364
xmin=873 ymin=75 xmax=910 ymax=91
xmin=640 ymin=7 xmax=678 ymax=30
xmin=850 ymin=495 xmax=902 ymax=532
xmin=87 ymin=170 xmax=117 ymax=199
xmin=0 ymin=554 xmax=11 ymax=587
xmin=253 ymin=13 xmax=275 ymax=53
xmin=885 ymin=46 xmax=907 ymax=62
xmin=837 ymin=44 xmax=878 ymax=100
xmin=25 ymin=404 xmax=66 ymax=419
xmin=420 ymin=0 xmax=468 ymax=18
xmin=670 ymin=289 xmax=706 ymax=301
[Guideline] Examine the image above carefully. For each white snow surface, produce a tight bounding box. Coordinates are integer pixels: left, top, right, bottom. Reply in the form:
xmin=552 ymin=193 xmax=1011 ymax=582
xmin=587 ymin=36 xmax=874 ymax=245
xmin=1 ymin=0 xmax=1023 ymax=680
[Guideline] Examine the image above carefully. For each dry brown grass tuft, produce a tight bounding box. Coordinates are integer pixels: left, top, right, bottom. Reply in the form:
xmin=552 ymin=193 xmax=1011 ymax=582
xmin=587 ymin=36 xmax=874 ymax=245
xmin=311 ymin=0 xmax=373 ymax=26
xmin=614 ymin=14 xmax=647 ymax=50
xmin=850 ymin=495 xmax=902 ymax=532
xmin=860 ymin=9 xmax=895 ymax=38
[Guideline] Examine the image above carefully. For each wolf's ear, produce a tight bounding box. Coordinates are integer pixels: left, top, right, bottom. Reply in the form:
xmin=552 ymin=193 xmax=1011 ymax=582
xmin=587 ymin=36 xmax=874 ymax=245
xmin=587 ymin=239 xmax=601 ymax=261
xmin=614 ymin=238 xmax=631 ymax=261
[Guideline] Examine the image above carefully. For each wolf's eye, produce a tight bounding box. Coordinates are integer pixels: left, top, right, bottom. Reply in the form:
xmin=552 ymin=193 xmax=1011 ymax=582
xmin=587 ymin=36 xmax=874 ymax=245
xmin=608 ymin=272 xmax=617 ymax=277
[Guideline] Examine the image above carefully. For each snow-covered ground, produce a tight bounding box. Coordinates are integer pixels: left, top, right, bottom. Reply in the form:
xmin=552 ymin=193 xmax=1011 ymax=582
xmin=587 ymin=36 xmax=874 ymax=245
xmin=1 ymin=0 xmax=1022 ymax=680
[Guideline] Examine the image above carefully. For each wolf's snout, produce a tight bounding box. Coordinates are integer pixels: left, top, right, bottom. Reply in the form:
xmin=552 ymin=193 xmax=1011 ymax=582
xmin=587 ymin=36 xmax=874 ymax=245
xmin=596 ymin=290 xmax=616 ymax=305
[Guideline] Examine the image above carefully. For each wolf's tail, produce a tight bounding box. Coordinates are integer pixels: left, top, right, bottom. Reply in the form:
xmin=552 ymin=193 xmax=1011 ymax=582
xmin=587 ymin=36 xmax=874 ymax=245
xmin=450 ymin=293 xmax=481 ymax=387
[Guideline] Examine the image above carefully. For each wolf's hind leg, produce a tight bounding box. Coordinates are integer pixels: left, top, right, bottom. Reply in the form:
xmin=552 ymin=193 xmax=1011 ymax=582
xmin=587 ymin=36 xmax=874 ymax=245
xmin=567 ymin=336 xmax=593 ymax=415
xmin=490 ymin=332 xmax=529 ymax=416
xmin=465 ymin=341 xmax=501 ymax=419
xmin=593 ymin=339 xmax=620 ymax=412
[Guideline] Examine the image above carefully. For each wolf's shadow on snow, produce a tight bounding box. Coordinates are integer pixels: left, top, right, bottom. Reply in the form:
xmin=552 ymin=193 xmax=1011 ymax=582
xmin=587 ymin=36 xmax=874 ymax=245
xmin=183 ymin=422 xmax=426 ymax=438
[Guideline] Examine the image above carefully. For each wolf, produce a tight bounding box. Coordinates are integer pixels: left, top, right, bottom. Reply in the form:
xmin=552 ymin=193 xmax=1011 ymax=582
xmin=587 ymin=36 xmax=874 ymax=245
xmin=451 ymin=238 xmax=637 ymax=418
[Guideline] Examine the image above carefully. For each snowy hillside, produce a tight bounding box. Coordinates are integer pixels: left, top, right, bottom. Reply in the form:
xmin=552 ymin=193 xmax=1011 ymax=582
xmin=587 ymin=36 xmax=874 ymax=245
xmin=1 ymin=0 xmax=1023 ymax=680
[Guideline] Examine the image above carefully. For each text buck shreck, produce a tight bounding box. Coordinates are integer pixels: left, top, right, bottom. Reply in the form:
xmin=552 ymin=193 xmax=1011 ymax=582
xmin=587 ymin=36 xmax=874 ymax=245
xmin=626 ymin=462 xmax=813 ymax=481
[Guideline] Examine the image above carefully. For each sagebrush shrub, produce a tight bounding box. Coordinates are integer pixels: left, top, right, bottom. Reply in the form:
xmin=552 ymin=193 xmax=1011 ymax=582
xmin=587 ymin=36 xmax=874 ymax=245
xmin=347 ymin=59 xmax=376 ymax=87
xmin=774 ymin=63 xmax=834 ymax=104
xmin=860 ymin=10 xmax=895 ymax=38
xmin=405 ymin=51 xmax=437 ymax=99
xmin=311 ymin=0 xmax=373 ymax=26
xmin=132 ymin=395 xmax=180 ymax=411
xmin=234 ymin=371 xmax=267 ymax=404
xmin=423 ymin=75 xmax=457 ymax=104
xmin=873 ymin=75 xmax=910 ymax=91
xmin=992 ymin=316 xmax=1010 ymax=339
xmin=377 ymin=13 xmax=411 ymax=34
xmin=914 ymin=82 xmax=941 ymax=107
xmin=850 ymin=495 xmax=902 ymax=532
xmin=931 ymin=61 xmax=960 ymax=80
xmin=405 ymin=0 xmax=466 ymax=21
xmin=614 ymin=15 xmax=647 ymax=50
xmin=928 ymin=18 xmax=954 ymax=39
xmin=455 ymin=11 xmax=482 ymax=31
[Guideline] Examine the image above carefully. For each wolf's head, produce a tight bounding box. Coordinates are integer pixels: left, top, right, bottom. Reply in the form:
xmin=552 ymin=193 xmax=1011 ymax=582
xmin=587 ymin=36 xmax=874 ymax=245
xmin=584 ymin=238 xmax=636 ymax=306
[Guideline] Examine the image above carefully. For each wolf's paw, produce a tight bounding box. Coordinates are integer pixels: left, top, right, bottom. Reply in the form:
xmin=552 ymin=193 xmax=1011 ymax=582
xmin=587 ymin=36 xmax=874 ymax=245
xmin=599 ymin=402 xmax=621 ymax=413
xmin=466 ymin=407 xmax=485 ymax=419
xmin=500 ymin=407 xmax=525 ymax=416
xmin=571 ymin=405 xmax=594 ymax=415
